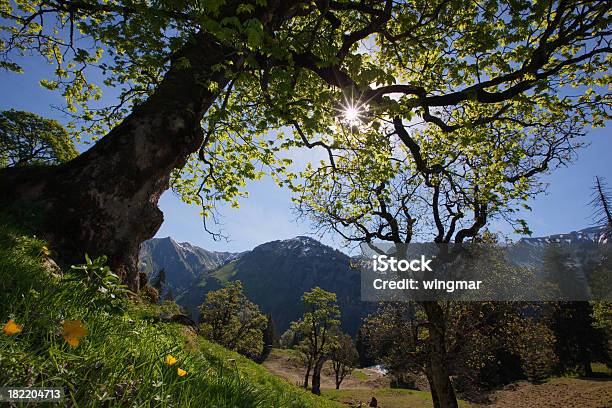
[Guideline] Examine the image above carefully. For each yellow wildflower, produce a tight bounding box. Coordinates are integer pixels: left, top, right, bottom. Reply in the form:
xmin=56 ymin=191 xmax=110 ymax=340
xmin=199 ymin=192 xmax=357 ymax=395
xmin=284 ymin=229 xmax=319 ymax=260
xmin=164 ymin=354 xmax=177 ymax=366
xmin=3 ymin=319 xmax=22 ymax=336
xmin=177 ymin=368 xmax=187 ymax=377
xmin=62 ymin=320 xmax=87 ymax=347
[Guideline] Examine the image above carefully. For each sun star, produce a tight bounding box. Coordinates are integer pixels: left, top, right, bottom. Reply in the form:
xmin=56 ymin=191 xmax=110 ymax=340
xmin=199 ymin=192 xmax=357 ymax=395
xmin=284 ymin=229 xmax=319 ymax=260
xmin=344 ymin=106 xmax=360 ymax=122
xmin=340 ymin=100 xmax=366 ymax=125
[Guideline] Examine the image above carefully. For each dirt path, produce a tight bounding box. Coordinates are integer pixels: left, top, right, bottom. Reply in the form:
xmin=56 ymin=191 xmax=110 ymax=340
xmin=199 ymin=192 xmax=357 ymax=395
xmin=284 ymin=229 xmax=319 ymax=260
xmin=263 ymin=349 xmax=612 ymax=407
xmin=262 ymin=349 xmax=388 ymax=390
xmin=476 ymin=377 xmax=612 ymax=408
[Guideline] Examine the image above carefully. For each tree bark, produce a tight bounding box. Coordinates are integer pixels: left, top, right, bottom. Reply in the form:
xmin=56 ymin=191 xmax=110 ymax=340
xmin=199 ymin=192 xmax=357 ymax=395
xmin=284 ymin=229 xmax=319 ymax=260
xmin=0 ymin=2 xmax=301 ymax=291
xmin=335 ymin=367 xmax=340 ymax=389
xmin=583 ymin=360 xmax=593 ymax=377
xmin=422 ymin=301 xmax=459 ymax=408
xmin=303 ymin=360 xmax=312 ymax=389
xmin=0 ymin=32 xmax=239 ymax=290
xmin=425 ymin=366 xmax=441 ymax=408
xmin=311 ymin=356 xmax=326 ymax=395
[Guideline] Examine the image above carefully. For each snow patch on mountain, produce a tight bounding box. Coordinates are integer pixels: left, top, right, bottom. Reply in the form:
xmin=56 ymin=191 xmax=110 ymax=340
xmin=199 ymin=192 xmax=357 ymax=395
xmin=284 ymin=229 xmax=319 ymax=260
xmin=518 ymin=226 xmax=609 ymax=246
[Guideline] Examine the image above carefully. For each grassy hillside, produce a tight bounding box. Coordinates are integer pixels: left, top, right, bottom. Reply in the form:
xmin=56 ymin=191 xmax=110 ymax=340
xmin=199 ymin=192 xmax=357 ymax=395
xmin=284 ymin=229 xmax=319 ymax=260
xmin=0 ymin=215 xmax=340 ymax=407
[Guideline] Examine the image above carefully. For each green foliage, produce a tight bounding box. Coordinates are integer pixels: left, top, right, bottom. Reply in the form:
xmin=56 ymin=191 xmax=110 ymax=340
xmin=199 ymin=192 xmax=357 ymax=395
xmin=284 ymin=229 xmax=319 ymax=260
xmin=0 ymin=110 xmax=77 ymax=167
xmin=0 ymin=216 xmax=339 ymax=407
xmin=591 ymin=301 xmax=612 ymax=338
xmin=507 ymin=319 xmax=558 ymax=383
xmin=293 ymin=96 xmax=595 ymax=243
xmin=302 ymin=287 xmax=339 ymax=317
xmin=360 ymin=300 xmax=564 ymax=388
xmin=258 ymin=313 xmax=277 ymax=362
xmin=291 ymin=287 xmax=341 ymax=392
xmin=547 ymin=302 xmax=609 ymax=375
xmin=1 ymin=1 xmax=608 ymax=234
xmin=199 ymin=280 xmax=267 ymax=359
xmin=359 ymin=302 xmax=426 ymax=377
xmin=329 ymin=331 xmax=359 ymax=389
xmin=294 ymin=287 xmax=341 ymax=354
xmin=279 ymin=325 xmax=298 ymax=349
xmin=587 ymin=247 xmax=612 ymax=300
xmin=69 ymin=254 xmax=127 ymax=313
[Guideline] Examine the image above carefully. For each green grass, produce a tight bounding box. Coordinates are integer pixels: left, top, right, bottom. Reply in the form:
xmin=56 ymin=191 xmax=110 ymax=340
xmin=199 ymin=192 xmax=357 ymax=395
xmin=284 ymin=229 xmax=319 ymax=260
xmin=352 ymin=369 xmax=369 ymax=382
xmin=591 ymin=363 xmax=612 ymax=376
xmin=211 ymin=261 xmax=238 ymax=283
xmin=0 ymin=215 xmax=340 ymax=407
xmin=271 ymin=347 xmax=303 ymax=359
xmin=323 ymin=388 xmax=435 ymax=408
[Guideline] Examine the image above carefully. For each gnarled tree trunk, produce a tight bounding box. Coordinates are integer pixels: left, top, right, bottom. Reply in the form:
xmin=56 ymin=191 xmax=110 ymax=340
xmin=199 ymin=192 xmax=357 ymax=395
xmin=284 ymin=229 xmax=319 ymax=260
xmin=0 ymin=1 xmax=304 ymax=291
xmin=0 ymin=33 xmax=239 ymax=291
xmin=425 ymin=365 xmax=441 ymax=408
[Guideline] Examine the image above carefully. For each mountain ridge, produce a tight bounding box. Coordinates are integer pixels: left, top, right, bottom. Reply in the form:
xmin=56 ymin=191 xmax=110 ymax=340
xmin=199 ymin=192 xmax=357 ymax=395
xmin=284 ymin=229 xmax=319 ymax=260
xmin=518 ymin=225 xmax=609 ymax=246
xmin=139 ymin=226 xmax=609 ymax=334
xmin=138 ymin=236 xmax=242 ymax=301
xmin=139 ymin=234 xmax=368 ymax=334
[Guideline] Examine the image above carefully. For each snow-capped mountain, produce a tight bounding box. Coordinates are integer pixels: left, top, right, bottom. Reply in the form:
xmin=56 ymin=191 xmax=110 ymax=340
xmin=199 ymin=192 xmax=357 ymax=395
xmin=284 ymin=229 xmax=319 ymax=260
xmin=518 ymin=225 xmax=609 ymax=246
xmin=138 ymin=226 xmax=610 ymax=332
xmin=139 ymin=235 xmax=369 ymax=335
xmin=139 ymin=237 xmax=242 ymax=301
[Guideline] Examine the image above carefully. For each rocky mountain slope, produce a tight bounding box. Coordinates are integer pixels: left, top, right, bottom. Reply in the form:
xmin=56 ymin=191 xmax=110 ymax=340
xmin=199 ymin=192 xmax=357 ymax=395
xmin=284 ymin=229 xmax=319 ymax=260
xmin=139 ymin=236 xmax=369 ymax=335
xmin=138 ymin=237 xmax=240 ymax=308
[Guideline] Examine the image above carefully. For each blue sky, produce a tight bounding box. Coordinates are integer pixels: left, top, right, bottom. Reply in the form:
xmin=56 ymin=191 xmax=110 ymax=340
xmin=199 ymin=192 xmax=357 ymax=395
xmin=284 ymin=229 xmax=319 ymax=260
xmin=1 ymin=58 xmax=609 ymax=253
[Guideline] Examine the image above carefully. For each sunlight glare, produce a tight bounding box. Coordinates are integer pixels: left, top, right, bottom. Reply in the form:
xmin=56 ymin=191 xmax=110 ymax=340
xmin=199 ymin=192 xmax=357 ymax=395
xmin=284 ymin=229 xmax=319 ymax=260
xmin=340 ymin=101 xmax=365 ymax=126
xmin=344 ymin=106 xmax=360 ymax=122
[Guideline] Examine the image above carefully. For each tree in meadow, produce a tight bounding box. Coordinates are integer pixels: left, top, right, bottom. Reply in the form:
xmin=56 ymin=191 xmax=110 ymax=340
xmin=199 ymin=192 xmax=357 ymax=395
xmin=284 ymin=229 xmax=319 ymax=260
xmin=329 ymin=330 xmax=359 ymax=389
xmin=199 ymin=281 xmax=267 ymax=359
xmin=293 ymin=287 xmax=340 ymax=395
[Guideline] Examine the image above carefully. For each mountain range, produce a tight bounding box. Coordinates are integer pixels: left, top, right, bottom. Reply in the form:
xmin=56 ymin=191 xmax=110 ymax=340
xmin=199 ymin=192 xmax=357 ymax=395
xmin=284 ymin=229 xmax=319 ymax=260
xmin=139 ymin=236 xmax=368 ymax=335
xmin=139 ymin=226 xmax=610 ymax=336
xmin=517 ymin=226 xmax=609 ymax=246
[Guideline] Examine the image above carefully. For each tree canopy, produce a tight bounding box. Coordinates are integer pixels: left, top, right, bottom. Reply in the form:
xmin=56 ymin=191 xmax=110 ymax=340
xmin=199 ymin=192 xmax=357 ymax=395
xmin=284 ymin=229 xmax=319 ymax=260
xmin=1 ymin=3 xmax=609 ymax=407
xmin=1 ymin=1 xmax=609 ymax=234
xmin=198 ymin=281 xmax=267 ymax=359
xmin=0 ymin=109 xmax=77 ymax=167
